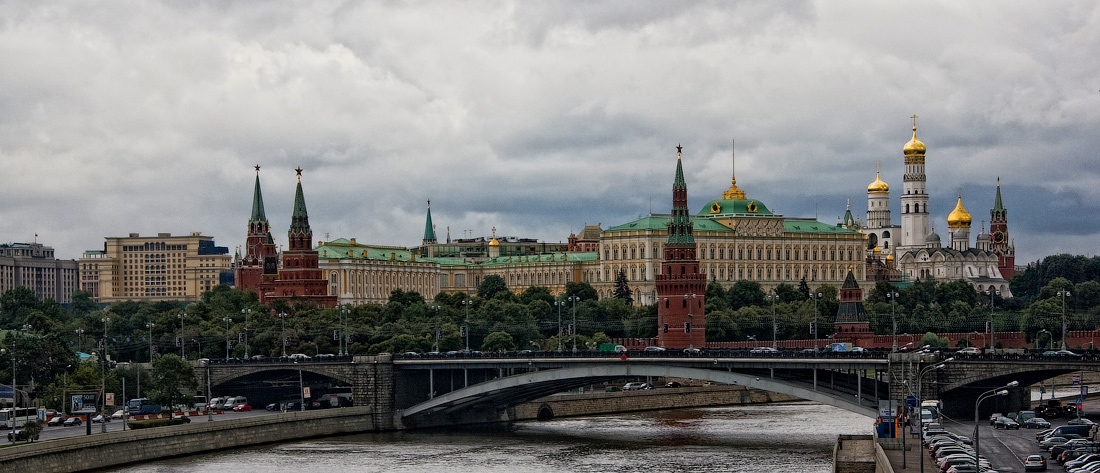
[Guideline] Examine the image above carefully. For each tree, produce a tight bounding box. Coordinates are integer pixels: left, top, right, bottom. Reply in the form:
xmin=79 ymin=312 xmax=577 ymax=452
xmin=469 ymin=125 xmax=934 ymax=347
xmin=148 ymin=354 xmax=198 ymax=410
xmin=797 ymin=277 xmax=811 ymax=300
xmin=0 ymin=287 xmax=39 ymax=328
xmin=774 ymin=283 xmax=802 ymax=303
xmin=481 ymin=331 xmax=516 ymax=352
xmin=564 ymin=281 xmax=598 ymax=301
xmin=919 ymin=332 xmax=950 ymax=349
xmin=612 ymin=269 xmax=633 ymax=305
xmin=518 ymin=286 xmax=554 ymax=306
xmin=22 ymin=420 xmax=41 ymax=442
xmin=477 ymin=275 xmax=508 ymax=300
xmin=727 ymin=281 xmax=765 ymax=309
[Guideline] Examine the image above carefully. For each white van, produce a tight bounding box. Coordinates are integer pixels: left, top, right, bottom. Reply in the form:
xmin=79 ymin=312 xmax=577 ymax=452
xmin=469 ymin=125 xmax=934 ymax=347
xmin=209 ymin=397 xmax=225 ymax=410
xmin=223 ymin=396 xmax=247 ymax=410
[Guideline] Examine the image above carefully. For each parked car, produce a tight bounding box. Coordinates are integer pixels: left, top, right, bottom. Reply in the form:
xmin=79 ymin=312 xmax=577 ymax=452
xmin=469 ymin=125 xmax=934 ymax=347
xmin=1070 ymin=418 xmax=1096 ymax=426
xmin=750 ymin=346 xmax=779 ymax=354
xmin=232 ymin=404 xmax=252 ymax=412
xmin=172 ymin=413 xmax=191 ymax=423
xmin=91 ymin=413 xmax=109 ymax=423
xmin=223 ymin=396 xmax=247 ymax=411
xmin=957 ymin=347 xmax=981 ymax=354
xmin=1043 ymin=349 xmax=1081 ymax=358
xmin=642 ymin=346 xmax=665 ymax=352
xmin=63 ymin=416 xmax=82 ymax=426
xmin=46 ymin=416 xmax=65 ymax=426
xmin=665 ymin=381 xmax=682 ymax=388
xmin=287 ymin=353 xmax=311 ymax=361
xmin=1025 ymin=417 xmax=1052 ymax=429
xmin=994 ymin=416 xmax=1020 ymax=429
xmin=622 ymin=382 xmax=651 ymax=391
xmin=110 ymin=409 xmax=128 ymax=420
xmin=250 ymin=354 xmax=268 ymax=361
xmin=1066 ymin=453 xmax=1100 ymax=469
xmin=266 ymin=402 xmax=281 ymax=411
xmin=7 ymin=429 xmax=28 ymax=441
xmin=989 ymin=412 xmax=1004 ymax=425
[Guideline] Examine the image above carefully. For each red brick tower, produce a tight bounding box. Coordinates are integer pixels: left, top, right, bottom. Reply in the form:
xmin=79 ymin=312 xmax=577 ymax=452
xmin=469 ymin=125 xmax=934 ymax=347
xmin=655 ymin=145 xmax=706 ymax=349
xmin=236 ymin=165 xmax=279 ymax=297
xmin=989 ymin=178 xmax=1015 ymax=279
xmin=268 ymin=167 xmax=337 ymax=308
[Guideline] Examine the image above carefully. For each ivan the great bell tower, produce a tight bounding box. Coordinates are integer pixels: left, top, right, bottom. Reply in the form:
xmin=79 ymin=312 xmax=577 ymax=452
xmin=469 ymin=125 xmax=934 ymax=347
xmin=655 ymin=145 xmax=707 ymax=349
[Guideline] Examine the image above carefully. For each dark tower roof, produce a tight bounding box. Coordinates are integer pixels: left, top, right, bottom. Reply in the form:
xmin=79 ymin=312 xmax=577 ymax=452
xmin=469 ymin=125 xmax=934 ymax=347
xmin=423 ymin=200 xmax=437 ymax=244
xmin=835 ymin=269 xmax=867 ymax=323
xmin=289 ymin=167 xmax=310 ymax=237
xmin=992 ymin=177 xmax=1006 ymax=214
xmin=666 ymin=145 xmax=696 ymax=245
xmin=249 ymin=165 xmax=268 ymax=224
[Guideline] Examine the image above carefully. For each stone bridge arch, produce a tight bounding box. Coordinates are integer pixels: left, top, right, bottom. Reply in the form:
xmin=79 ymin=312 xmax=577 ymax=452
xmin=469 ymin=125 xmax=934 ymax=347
xmin=200 ymin=362 xmax=361 ymax=389
xmin=399 ymin=364 xmax=880 ymax=428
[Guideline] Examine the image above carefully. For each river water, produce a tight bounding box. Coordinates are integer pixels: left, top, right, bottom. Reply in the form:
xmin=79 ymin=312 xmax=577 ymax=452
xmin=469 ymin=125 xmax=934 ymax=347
xmin=111 ymin=402 xmax=871 ymax=473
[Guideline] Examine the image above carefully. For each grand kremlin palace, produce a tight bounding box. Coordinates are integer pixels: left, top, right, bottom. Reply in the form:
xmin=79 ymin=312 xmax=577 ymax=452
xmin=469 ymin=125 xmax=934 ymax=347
xmin=309 ymin=149 xmax=866 ymax=307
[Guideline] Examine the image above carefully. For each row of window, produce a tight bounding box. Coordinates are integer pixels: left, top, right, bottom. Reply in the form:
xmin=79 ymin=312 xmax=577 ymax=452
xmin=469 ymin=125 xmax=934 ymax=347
xmin=603 ymin=244 xmax=862 ymax=262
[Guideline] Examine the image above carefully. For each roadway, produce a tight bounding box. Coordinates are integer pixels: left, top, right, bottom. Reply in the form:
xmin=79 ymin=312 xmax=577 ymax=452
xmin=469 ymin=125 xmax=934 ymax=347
xmin=8 ymin=409 xmax=278 ymax=444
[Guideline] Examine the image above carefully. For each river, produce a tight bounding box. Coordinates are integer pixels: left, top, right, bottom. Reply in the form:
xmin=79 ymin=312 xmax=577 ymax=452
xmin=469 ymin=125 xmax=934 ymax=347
xmin=110 ymin=402 xmax=871 ymax=473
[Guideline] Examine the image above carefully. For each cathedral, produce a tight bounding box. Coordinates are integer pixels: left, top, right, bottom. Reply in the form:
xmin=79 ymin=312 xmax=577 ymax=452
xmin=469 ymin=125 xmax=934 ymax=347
xmin=860 ymin=119 xmax=1014 ymax=296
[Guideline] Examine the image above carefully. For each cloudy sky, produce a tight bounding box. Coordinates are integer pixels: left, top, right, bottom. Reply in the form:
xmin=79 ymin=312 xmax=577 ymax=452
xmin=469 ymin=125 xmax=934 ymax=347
xmin=2 ymin=1 xmax=1098 ymax=265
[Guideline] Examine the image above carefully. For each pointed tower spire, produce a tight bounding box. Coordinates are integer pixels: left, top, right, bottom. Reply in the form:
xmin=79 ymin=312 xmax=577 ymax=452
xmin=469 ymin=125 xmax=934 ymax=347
xmin=423 ymin=200 xmax=437 ymax=244
xmin=993 ymin=177 xmax=1005 ymax=213
xmin=667 ymin=144 xmax=694 ymax=245
xmin=673 ymin=144 xmax=686 ymax=189
xmin=288 ymin=166 xmax=313 ymax=250
xmin=250 ymin=165 xmax=268 ymax=224
xmin=723 ymin=139 xmax=747 ymax=199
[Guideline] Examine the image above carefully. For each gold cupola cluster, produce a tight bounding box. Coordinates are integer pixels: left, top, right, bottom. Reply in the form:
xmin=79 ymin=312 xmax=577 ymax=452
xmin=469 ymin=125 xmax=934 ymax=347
xmin=947 ymin=197 xmax=972 ymax=228
xmin=867 ymin=172 xmax=889 ymax=193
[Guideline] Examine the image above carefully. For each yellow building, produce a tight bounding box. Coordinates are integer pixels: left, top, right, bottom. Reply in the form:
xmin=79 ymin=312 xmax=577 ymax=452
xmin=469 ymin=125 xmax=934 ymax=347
xmin=79 ymin=232 xmax=232 ymax=302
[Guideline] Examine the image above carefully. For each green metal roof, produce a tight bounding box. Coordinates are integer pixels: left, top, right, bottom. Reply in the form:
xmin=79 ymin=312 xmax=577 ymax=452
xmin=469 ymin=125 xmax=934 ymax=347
xmin=697 ymin=198 xmax=774 ymax=216
xmin=481 ymin=252 xmax=597 ymax=266
xmin=317 ymin=239 xmax=421 ymax=262
xmin=607 ymin=215 xmax=861 ymax=236
xmin=783 ymin=219 xmax=862 ymax=235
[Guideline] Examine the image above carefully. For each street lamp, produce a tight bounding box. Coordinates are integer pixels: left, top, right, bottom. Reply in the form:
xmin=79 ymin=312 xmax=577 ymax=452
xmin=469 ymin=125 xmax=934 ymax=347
xmin=241 ymin=308 xmax=251 ymax=359
xmin=1058 ymin=290 xmax=1072 ymax=350
xmin=100 ymin=315 xmax=110 ymax=434
xmin=987 ymin=288 xmax=999 ymax=352
xmin=222 ymin=316 xmax=232 ymax=361
xmin=278 ymin=312 xmax=288 ymax=358
xmin=685 ymin=293 xmax=697 ymax=350
xmin=203 ymin=359 xmax=213 ymax=422
xmin=553 ymin=300 xmax=565 ymax=352
xmin=768 ymin=290 xmax=778 ymax=349
xmin=568 ymin=295 xmax=580 ymax=353
xmin=145 ymin=322 xmax=156 ymax=362
xmin=75 ymin=328 xmax=84 ymax=353
xmin=974 ymin=381 xmax=1018 ymax=469
xmin=1 ymin=348 xmax=15 ymax=409
xmin=810 ymin=292 xmax=822 ymax=352
xmin=887 ymin=291 xmax=899 ymax=352
xmin=338 ymin=306 xmax=348 ymax=356
xmin=178 ymin=312 xmax=186 ymax=360
xmin=462 ymin=299 xmax=473 ymax=353
xmin=916 ymin=357 xmax=954 ymax=473
xmin=430 ymin=305 xmax=441 ymax=352
xmin=295 ymin=361 xmax=305 ymax=412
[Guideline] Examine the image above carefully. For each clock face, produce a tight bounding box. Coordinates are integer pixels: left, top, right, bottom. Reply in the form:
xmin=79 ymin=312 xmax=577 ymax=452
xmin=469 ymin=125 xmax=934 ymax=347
xmin=993 ymin=231 xmax=1005 ymax=243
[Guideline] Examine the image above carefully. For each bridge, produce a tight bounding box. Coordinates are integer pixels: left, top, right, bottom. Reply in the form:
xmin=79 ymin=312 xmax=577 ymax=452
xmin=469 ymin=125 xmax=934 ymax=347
xmin=193 ymin=350 xmax=1100 ymax=430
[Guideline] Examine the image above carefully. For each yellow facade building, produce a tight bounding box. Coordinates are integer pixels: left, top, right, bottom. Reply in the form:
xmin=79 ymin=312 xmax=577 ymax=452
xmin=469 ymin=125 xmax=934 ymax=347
xmin=79 ymin=232 xmax=232 ymax=302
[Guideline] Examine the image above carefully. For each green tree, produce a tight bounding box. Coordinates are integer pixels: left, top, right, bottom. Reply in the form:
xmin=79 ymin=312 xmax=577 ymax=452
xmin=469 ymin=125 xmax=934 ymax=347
xmin=919 ymin=332 xmax=950 ymax=349
xmin=22 ymin=420 xmax=41 ymax=442
xmin=148 ymin=354 xmax=198 ymax=410
xmin=481 ymin=331 xmax=516 ymax=352
xmin=727 ymin=281 xmax=765 ymax=309
xmin=564 ymin=281 xmax=598 ymax=301
xmin=705 ymin=281 xmax=730 ymax=312
xmin=70 ymin=290 xmax=98 ymax=316
xmin=774 ymin=283 xmax=802 ymax=303
xmin=477 ymin=275 xmax=508 ymax=300
xmin=0 ymin=287 xmax=39 ymax=328
xmin=518 ymin=286 xmax=554 ymax=306
xmin=612 ymin=269 xmax=633 ymax=305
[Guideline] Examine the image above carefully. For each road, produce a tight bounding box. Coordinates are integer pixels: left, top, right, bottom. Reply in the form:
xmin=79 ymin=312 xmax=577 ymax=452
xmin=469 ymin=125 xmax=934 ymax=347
xmin=9 ymin=409 xmax=278 ymax=443
xmin=938 ymin=408 xmax=1096 ymax=472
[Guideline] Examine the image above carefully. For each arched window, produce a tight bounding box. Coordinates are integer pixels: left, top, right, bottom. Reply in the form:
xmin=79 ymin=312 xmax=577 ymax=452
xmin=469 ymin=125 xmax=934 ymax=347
xmin=905 ymin=204 xmax=909 ymax=213
xmin=914 ymin=203 xmax=920 ymax=213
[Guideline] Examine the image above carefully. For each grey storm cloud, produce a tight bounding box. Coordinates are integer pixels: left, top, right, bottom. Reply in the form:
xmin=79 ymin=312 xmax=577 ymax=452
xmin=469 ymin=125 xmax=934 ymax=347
xmin=1 ymin=1 xmax=1098 ymax=265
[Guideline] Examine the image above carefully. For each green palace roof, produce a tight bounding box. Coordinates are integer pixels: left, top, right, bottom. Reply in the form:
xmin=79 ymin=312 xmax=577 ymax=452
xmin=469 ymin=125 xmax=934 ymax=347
xmin=698 ymin=198 xmax=774 ymax=216
xmin=606 ymin=215 xmax=861 ymax=236
xmin=317 ymin=239 xmax=421 ymax=262
xmin=481 ymin=252 xmax=598 ymax=266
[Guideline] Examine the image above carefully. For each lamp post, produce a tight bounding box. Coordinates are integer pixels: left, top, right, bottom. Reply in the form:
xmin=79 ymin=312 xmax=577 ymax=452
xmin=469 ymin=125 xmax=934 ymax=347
xmin=2 ymin=348 xmax=15 ymax=409
xmin=100 ymin=315 xmax=109 ymax=433
xmin=178 ymin=312 xmax=186 ymax=360
xmin=430 ymin=305 xmax=441 ymax=352
xmin=222 ymin=316 xmax=232 ymax=361
xmin=203 ymin=359 xmax=213 ymax=422
xmin=974 ymin=381 xmax=1018 ymax=469
xmin=145 ymin=322 xmax=156 ymax=362
xmin=887 ymin=291 xmax=899 ymax=352
xmin=810 ymin=292 xmax=822 ymax=352
xmin=1057 ymin=290 xmax=1072 ymax=350
xmin=462 ymin=299 xmax=473 ymax=353
xmin=916 ymin=357 xmax=954 ymax=473
xmin=75 ymin=328 xmax=84 ymax=353
xmin=768 ymin=290 xmax=778 ymax=349
xmin=338 ymin=306 xmax=348 ymax=356
xmin=296 ymin=361 xmax=305 ymax=412
xmin=278 ymin=312 xmax=288 ymax=358
xmin=568 ymin=295 xmax=580 ymax=353
xmin=241 ymin=308 xmax=251 ymax=359
xmin=553 ymin=300 xmax=565 ymax=352
xmin=987 ymin=288 xmax=999 ymax=352
xmin=685 ymin=293 xmax=697 ymax=350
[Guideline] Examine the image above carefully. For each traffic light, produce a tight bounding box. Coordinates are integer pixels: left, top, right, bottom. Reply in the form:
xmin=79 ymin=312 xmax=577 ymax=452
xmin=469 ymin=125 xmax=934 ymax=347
xmin=685 ymin=322 xmax=691 ymax=333
xmin=333 ymin=330 xmax=339 ymax=341
xmin=567 ymin=324 xmax=575 ymax=335
xmin=284 ymin=337 xmax=289 ymax=346
xmin=460 ymin=326 xmax=468 ymax=337
xmin=810 ymin=322 xmax=817 ymax=335
xmin=238 ymin=333 xmax=245 ymax=343
xmin=175 ymin=337 xmax=183 ymax=347
xmin=662 ymin=324 xmax=669 ymax=333
xmin=985 ymin=321 xmax=992 ymax=332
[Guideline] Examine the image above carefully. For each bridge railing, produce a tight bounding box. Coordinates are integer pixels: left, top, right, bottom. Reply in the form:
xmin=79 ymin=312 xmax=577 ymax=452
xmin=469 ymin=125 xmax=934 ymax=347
xmin=390 ymin=348 xmax=890 ymax=361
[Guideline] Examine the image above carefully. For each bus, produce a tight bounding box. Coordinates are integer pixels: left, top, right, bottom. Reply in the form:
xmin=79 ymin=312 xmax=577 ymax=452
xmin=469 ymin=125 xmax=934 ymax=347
xmin=126 ymin=398 xmax=162 ymax=415
xmin=0 ymin=407 xmax=38 ymax=430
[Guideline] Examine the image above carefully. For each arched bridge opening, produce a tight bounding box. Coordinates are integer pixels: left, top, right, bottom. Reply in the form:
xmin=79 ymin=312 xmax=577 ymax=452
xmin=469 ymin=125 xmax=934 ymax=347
xmin=200 ymin=363 xmax=357 ymax=411
xmin=399 ymin=364 xmax=883 ymax=428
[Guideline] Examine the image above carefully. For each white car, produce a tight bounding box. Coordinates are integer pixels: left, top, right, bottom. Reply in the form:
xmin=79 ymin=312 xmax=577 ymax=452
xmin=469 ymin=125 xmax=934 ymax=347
xmin=111 ymin=409 xmax=128 ymax=420
xmin=288 ymin=353 xmax=311 ymax=361
xmin=750 ymin=346 xmax=779 ymax=354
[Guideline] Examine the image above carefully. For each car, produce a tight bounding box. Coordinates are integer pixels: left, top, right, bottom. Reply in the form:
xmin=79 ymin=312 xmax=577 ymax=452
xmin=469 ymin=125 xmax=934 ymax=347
xmin=266 ymin=402 xmax=280 ymax=411
xmin=46 ymin=415 xmax=65 ymax=426
xmin=1067 ymin=454 xmax=1100 ymax=469
xmin=749 ymin=346 xmax=779 ymax=354
xmin=172 ymin=413 xmax=191 ymax=423
xmin=91 ymin=413 xmax=109 ymax=423
xmin=1071 ymin=461 xmax=1100 ymax=473
xmin=925 ymin=422 xmax=943 ymax=431
xmin=1040 ymin=436 xmax=1073 ymax=448
xmin=1070 ymin=418 xmax=1096 ymax=425
xmin=1043 ymin=349 xmax=1081 ymax=357
xmin=642 ymin=346 xmax=666 ymax=352
xmin=63 ymin=416 xmax=82 ymax=426
xmin=622 ymin=382 xmax=651 ymax=391
xmin=110 ymin=409 xmax=128 ymax=420
xmin=995 ymin=417 xmax=1020 ymax=429
xmin=849 ymin=346 xmax=866 ymax=353
xmin=989 ymin=412 xmax=1004 ymax=425
xmin=287 ymin=353 xmax=311 ymax=361
xmin=250 ymin=354 xmax=268 ymax=361
xmin=682 ymin=347 xmax=701 ymax=355
xmin=665 ymin=381 xmax=682 ymax=388
xmin=232 ymin=403 xmax=252 ymax=411
xmin=7 ymin=429 xmax=28 ymax=441
xmin=315 ymin=353 xmax=336 ymax=360
xmin=957 ymin=346 xmax=981 ymax=354
xmin=613 ymin=345 xmax=628 ymax=353
xmin=1025 ymin=417 xmax=1051 ymax=429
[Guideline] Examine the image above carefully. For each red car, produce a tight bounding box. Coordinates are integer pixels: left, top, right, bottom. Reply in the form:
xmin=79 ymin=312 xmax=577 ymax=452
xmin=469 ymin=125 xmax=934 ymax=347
xmin=232 ymin=404 xmax=252 ymax=412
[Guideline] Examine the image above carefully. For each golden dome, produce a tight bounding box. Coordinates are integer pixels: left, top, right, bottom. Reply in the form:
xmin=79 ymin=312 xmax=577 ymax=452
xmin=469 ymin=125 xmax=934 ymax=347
xmin=873 ymin=246 xmax=881 ymax=253
xmin=903 ymin=126 xmax=926 ymax=156
xmin=947 ymin=196 xmax=972 ymax=228
xmin=886 ymin=253 xmax=895 ymax=261
xmin=867 ymin=172 xmax=889 ymax=193
xmin=488 ymin=237 xmax=499 ymax=247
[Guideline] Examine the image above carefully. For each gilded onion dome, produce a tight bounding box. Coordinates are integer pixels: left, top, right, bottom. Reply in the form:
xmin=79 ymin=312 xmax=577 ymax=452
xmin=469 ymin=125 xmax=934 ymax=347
xmin=947 ymin=196 xmax=972 ymax=228
xmin=903 ymin=125 xmax=926 ymax=156
xmin=867 ymin=172 xmax=889 ymax=193
xmin=886 ymin=253 xmax=895 ymax=261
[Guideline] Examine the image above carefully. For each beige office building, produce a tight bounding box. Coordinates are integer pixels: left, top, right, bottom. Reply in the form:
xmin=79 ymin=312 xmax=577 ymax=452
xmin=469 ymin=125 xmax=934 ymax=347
xmin=0 ymin=242 xmax=79 ymax=303
xmin=79 ymin=232 xmax=232 ymax=302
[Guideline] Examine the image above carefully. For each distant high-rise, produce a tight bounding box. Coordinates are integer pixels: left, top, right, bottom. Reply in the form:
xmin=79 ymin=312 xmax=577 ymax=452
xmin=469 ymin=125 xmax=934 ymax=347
xmin=0 ymin=241 xmax=78 ymax=303
xmin=79 ymin=232 xmax=231 ymax=302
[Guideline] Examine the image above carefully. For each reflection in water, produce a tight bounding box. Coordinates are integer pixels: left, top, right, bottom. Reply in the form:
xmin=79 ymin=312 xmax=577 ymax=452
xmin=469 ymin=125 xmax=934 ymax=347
xmin=112 ymin=402 xmax=870 ymax=473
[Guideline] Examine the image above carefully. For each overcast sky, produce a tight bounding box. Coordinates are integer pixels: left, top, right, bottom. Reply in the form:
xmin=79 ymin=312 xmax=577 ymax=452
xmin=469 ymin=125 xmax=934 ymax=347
xmin=2 ymin=1 xmax=1098 ymax=265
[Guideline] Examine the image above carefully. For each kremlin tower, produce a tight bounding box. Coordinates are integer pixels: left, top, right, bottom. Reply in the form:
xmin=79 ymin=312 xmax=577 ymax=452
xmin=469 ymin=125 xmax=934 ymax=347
xmin=989 ymin=178 xmax=1015 ymax=279
xmin=654 ymin=145 xmax=707 ymax=349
